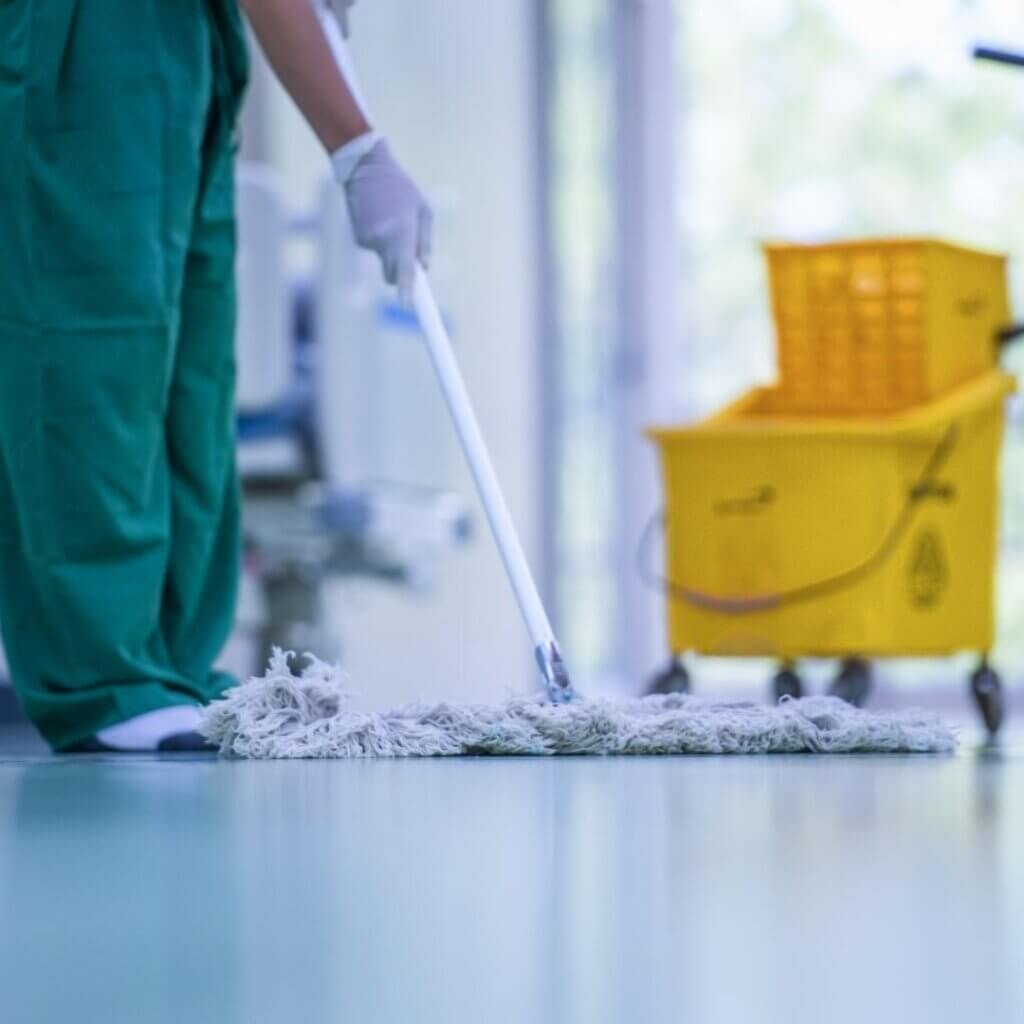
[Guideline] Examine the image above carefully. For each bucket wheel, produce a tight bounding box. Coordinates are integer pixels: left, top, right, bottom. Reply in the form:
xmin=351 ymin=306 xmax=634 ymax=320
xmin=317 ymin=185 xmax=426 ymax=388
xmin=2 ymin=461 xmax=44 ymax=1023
xmin=772 ymin=662 xmax=803 ymax=702
xmin=829 ymin=658 xmax=873 ymax=707
xmin=649 ymin=655 xmax=691 ymax=696
xmin=970 ymin=659 xmax=1004 ymax=736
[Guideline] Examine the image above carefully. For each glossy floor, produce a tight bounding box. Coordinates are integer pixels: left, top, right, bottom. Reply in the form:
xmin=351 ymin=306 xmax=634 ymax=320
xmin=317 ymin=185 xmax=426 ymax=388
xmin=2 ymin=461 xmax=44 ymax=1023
xmin=1 ymin=726 xmax=1021 ymax=1024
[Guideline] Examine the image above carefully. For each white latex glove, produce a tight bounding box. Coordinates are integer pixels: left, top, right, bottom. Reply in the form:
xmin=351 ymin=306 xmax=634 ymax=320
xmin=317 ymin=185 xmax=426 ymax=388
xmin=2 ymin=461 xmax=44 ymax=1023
xmin=333 ymin=135 xmax=434 ymax=301
xmin=333 ymin=0 xmax=357 ymax=38
xmin=310 ymin=0 xmax=357 ymax=38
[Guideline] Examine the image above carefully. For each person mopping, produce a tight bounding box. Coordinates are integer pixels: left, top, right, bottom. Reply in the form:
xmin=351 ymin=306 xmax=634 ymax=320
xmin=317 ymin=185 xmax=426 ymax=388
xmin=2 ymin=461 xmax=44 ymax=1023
xmin=0 ymin=0 xmax=429 ymax=751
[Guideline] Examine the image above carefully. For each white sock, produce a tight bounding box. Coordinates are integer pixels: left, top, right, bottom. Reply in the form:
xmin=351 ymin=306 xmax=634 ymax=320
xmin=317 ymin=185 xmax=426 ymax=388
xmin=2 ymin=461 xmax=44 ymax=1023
xmin=96 ymin=705 xmax=203 ymax=752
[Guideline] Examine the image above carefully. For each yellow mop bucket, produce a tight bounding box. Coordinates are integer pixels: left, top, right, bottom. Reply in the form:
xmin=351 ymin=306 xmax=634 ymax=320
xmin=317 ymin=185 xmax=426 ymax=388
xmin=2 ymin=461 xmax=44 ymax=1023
xmin=647 ymin=370 xmax=1014 ymax=662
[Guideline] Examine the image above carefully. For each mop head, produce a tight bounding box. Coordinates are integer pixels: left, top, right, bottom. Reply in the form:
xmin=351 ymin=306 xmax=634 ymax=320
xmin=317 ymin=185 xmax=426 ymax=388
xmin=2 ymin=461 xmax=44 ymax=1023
xmin=200 ymin=650 xmax=957 ymax=758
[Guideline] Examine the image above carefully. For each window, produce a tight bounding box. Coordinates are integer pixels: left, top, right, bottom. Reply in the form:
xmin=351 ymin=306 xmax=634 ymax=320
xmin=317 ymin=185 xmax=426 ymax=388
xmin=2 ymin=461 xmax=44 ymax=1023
xmin=546 ymin=0 xmax=1024 ymax=691
xmin=682 ymin=0 xmax=1024 ymax=677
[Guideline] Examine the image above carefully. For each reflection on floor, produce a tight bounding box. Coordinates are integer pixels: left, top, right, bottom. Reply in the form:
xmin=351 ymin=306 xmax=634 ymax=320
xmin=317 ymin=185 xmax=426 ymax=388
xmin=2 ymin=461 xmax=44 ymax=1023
xmin=0 ymin=724 xmax=1021 ymax=1024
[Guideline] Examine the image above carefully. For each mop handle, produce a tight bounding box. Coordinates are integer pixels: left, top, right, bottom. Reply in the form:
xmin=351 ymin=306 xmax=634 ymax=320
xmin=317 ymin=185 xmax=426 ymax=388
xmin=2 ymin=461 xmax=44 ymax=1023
xmin=412 ymin=270 xmax=574 ymax=702
xmin=321 ymin=13 xmax=574 ymax=702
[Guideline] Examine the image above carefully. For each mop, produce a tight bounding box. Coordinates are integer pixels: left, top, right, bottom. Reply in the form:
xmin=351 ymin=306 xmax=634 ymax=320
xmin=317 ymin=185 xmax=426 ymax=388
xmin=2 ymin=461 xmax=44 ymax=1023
xmin=199 ymin=17 xmax=956 ymax=759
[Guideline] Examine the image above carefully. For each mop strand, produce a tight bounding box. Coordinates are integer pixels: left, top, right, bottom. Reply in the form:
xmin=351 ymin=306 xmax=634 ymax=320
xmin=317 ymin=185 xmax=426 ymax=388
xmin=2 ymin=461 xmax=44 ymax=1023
xmin=200 ymin=650 xmax=957 ymax=758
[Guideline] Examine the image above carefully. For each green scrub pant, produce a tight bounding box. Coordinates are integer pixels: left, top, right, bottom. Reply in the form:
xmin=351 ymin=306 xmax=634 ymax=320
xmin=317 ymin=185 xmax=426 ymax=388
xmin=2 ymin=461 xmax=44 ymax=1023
xmin=0 ymin=0 xmax=249 ymax=750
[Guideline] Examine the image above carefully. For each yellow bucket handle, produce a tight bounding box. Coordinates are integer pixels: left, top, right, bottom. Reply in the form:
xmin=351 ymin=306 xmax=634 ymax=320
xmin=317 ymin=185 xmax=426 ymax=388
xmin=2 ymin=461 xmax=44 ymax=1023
xmin=640 ymin=424 xmax=960 ymax=615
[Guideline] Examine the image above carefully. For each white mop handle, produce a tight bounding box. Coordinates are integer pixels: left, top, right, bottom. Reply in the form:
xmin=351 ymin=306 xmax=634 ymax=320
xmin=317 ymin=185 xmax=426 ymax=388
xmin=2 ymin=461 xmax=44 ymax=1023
xmin=316 ymin=3 xmax=371 ymax=117
xmin=412 ymin=268 xmax=556 ymax=652
xmin=321 ymin=20 xmax=572 ymax=698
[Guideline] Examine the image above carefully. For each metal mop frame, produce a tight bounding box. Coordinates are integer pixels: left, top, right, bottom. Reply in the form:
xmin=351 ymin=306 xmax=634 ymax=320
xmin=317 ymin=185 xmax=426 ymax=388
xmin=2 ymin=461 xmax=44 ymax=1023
xmin=321 ymin=13 xmax=575 ymax=703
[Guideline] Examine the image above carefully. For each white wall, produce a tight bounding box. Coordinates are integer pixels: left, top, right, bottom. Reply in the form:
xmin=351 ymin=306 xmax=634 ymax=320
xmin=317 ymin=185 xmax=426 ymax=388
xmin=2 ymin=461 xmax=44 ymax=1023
xmin=244 ymin=1 xmax=544 ymax=708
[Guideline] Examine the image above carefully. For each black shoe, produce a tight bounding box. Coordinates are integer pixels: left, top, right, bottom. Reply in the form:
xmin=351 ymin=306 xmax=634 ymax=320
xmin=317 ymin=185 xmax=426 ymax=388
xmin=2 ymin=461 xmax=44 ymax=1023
xmin=156 ymin=730 xmax=216 ymax=753
xmin=62 ymin=731 xmax=215 ymax=754
xmin=61 ymin=736 xmax=118 ymax=754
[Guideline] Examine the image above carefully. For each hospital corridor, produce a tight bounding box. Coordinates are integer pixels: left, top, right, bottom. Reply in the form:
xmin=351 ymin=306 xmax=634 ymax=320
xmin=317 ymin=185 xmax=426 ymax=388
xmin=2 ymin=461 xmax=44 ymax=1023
xmin=1 ymin=1 xmax=1024 ymax=1021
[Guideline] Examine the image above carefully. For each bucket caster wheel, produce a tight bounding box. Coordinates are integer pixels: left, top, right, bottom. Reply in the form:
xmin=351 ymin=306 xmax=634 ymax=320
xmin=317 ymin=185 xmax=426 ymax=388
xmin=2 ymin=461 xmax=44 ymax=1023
xmin=772 ymin=664 xmax=803 ymax=702
xmin=649 ymin=656 xmax=691 ymax=696
xmin=829 ymin=658 xmax=872 ymax=707
xmin=970 ymin=661 xmax=1004 ymax=737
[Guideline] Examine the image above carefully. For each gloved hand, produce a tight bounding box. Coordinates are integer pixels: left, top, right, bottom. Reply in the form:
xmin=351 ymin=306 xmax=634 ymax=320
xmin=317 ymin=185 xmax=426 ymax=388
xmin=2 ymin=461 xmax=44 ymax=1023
xmin=332 ymin=134 xmax=433 ymax=302
xmin=328 ymin=0 xmax=357 ymax=38
xmin=310 ymin=0 xmax=358 ymax=38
